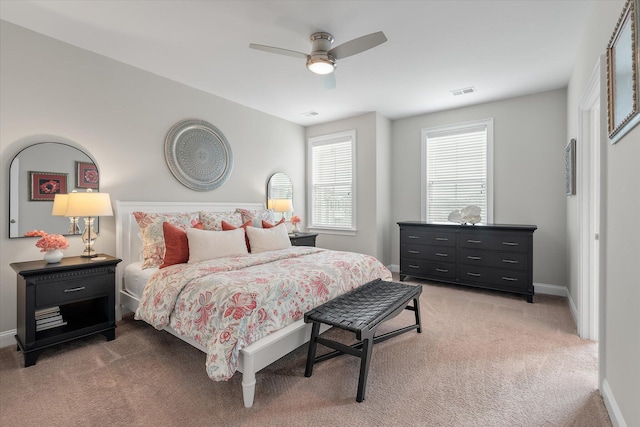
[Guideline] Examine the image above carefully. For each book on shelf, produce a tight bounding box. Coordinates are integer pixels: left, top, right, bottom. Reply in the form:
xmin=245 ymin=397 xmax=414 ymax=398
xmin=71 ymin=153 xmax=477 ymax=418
xmin=35 ymin=306 xmax=66 ymax=331
xmin=36 ymin=319 xmax=67 ymax=331
xmin=35 ymin=306 xmax=60 ymax=317
xmin=36 ymin=314 xmax=64 ymax=325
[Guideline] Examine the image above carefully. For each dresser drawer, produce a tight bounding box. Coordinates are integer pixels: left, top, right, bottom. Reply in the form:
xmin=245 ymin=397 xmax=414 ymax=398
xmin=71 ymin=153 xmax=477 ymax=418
xmin=35 ymin=275 xmax=113 ymax=307
xmin=402 ymin=244 xmax=455 ymax=262
xmin=458 ymin=232 xmax=529 ymax=252
xmin=458 ymin=248 xmax=528 ymax=270
xmin=401 ymin=259 xmax=456 ymax=280
xmin=400 ymin=228 xmax=455 ymax=247
xmin=458 ymin=265 xmax=530 ymax=292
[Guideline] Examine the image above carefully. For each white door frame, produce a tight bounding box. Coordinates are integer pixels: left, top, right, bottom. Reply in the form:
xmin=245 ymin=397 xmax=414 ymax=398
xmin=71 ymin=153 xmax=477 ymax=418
xmin=577 ymin=59 xmax=602 ymax=342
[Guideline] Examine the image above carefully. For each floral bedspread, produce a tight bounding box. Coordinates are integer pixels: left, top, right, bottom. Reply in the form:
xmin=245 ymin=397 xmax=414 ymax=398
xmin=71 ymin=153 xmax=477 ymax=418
xmin=135 ymin=247 xmax=392 ymax=380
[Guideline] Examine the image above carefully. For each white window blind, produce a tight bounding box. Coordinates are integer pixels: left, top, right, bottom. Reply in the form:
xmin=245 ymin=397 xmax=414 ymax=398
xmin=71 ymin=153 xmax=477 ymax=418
xmin=422 ymin=119 xmax=493 ymax=223
xmin=308 ymin=131 xmax=356 ymax=231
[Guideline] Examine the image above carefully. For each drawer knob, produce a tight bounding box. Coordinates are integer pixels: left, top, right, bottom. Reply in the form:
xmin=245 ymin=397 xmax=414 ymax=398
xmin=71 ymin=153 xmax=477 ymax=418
xmin=501 ymin=277 xmax=518 ymax=282
xmin=467 ymin=239 xmax=481 ymax=244
xmin=467 ymin=256 xmax=482 ymax=260
xmin=408 ymin=235 xmax=420 ymax=239
xmin=435 ymin=253 xmax=448 ymax=257
xmin=409 ymin=265 xmax=420 ymax=269
xmin=435 ymin=237 xmax=449 ymax=241
xmin=435 ymin=268 xmax=449 ymax=273
xmin=467 ymin=272 xmax=481 ymax=277
xmin=502 ymin=259 xmax=518 ymax=264
xmin=64 ymin=286 xmax=86 ymax=293
xmin=408 ymin=250 xmax=420 ymax=254
xmin=502 ymin=242 xmax=518 ymax=246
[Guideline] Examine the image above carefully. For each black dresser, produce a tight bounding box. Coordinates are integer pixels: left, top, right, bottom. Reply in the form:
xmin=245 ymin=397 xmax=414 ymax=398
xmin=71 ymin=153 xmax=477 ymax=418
xmin=398 ymin=222 xmax=537 ymax=302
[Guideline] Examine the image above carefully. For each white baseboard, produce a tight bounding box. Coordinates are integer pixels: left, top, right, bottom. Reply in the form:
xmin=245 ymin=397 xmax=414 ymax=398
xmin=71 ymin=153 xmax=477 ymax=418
xmin=602 ymin=378 xmax=627 ymax=427
xmin=388 ymin=264 xmax=399 ymax=273
xmin=0 ymin=329 xmax=16 ymax=349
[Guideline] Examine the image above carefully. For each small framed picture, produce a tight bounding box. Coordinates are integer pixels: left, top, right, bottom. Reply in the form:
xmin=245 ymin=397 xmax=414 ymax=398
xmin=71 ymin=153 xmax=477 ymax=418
xmin=565 ymin=139 xmax=576 ymax=196
xmin=30 ymin=171 xmax=68 ymax=201
xmin=76 ymin=161 xmax=99 ymax=189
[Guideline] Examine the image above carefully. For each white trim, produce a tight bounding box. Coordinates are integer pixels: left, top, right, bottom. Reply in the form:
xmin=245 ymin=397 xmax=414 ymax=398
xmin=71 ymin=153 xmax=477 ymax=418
xmin=533 ymin=282 xmax=567 ymax=297
xmin=602 ymin=378 xmax=628 ymax=427
xmin=0 ymin=329 xmax=17 ymax=349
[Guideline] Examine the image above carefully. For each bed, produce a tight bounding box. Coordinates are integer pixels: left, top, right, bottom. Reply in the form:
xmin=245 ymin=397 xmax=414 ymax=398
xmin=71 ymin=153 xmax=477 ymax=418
xmin=114 ymin=200 xmax=392 ymax=407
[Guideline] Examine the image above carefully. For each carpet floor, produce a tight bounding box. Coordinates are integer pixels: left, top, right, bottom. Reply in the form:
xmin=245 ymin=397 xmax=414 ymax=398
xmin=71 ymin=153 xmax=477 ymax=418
xmin=0 ymin=277 xmax=612 ymax=427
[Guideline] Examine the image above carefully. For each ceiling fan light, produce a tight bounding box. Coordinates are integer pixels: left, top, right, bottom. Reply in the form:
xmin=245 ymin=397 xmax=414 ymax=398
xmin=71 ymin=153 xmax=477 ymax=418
xmin=307 ymin=57 xmax=335 ymax=75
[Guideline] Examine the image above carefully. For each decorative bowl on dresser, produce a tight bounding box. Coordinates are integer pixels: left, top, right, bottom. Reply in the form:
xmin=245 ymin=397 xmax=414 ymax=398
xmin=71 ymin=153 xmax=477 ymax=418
xmin=10 ymin=254 xmax=121 ymax=367
xmin=398 ymin=222 xmax=537 ymax=302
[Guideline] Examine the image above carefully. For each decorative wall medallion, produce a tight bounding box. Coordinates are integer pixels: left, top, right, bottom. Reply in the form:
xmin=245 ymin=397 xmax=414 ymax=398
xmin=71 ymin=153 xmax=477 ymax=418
xmin=165 ymin=119 xmax=233 ymax=191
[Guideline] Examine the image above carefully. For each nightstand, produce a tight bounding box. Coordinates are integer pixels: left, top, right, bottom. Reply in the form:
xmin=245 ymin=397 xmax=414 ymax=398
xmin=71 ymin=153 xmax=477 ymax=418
xmin=289 ymin=232 xmax=318 ymax=247
xmin=10 ymin=254 xmax=121 ymax=367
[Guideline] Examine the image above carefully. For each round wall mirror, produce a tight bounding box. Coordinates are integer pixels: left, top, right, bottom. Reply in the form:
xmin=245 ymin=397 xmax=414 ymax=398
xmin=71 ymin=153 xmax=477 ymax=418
xmin=9 ymin=142 xmax=99 ymax=238
xmin=267 ymin=172 xmax=293 ymax=221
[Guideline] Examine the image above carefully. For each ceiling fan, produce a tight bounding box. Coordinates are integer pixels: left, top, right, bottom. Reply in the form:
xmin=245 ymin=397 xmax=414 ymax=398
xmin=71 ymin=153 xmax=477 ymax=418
xmin=249 ymin=31 xmax=387 ymax=76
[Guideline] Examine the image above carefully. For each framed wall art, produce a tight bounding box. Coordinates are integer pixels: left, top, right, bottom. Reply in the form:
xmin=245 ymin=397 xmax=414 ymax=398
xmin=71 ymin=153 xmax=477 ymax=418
xmin=607 ymin=0 xmax=640 ymax=143
xmin=76 ymin=161 xmax=99 ymax=189
xmin=565 ymin=139 xmax=576 ymax=196
xmin=30 ymin=171 xmax=68 ymax=201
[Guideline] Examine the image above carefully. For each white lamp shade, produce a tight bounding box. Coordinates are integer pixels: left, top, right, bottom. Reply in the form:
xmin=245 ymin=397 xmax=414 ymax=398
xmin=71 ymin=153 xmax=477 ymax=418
xmin=51 ymin=194 xmax=69 ymax=216
xmin=65 ymin=192 xmax=113 ymax=217
xmin=271 ymin=198 xmax=293 ymax=213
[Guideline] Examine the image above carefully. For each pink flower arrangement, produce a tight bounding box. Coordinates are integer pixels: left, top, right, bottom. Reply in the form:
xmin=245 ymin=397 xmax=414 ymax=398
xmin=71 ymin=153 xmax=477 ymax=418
xmin=291 ymin=215 xmax=301 ymax=225
xmin=24 ymin=230 xmax=48 ymax=237
xmin=35 ymin=233 xmax=69 ymax=252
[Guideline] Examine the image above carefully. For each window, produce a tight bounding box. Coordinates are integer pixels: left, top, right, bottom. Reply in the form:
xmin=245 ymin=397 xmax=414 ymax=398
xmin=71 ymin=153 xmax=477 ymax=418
xmin=308 ymin=130 xmax=356 ymax=233
xmin=421 ymin=119 xmax=493 ymax=223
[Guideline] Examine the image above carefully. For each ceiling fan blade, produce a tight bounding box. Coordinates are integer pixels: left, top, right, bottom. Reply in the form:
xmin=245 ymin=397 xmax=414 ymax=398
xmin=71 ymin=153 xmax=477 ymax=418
xmin=248 ymin=43 xmax=308 ymax=59
xmin=323 ymin=73 xmax=336 ymax=90
xmin=328 ymin=31 xmax=387 ymax=60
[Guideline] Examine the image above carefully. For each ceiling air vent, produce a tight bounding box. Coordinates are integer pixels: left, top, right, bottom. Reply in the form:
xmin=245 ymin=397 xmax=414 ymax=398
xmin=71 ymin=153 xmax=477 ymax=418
xmin=301 ymin=111 xmax=319 ymax=117
xmin=451 ymin=87 xmax=476 ymax=96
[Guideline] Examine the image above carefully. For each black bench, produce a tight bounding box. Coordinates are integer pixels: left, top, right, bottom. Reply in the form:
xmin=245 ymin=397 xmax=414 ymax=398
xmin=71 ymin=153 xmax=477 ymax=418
xmin=304 ymin=278 xmax=422 ymax=402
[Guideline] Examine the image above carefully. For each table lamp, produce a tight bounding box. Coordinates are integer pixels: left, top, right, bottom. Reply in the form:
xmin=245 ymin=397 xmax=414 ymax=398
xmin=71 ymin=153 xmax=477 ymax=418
xmin=52 ymin=193 xmax=81 ymax=235
xmin=65 ymin=190 xmax=113 ymax=257
xmin=271 ymin=198 xmax=293 ymax=220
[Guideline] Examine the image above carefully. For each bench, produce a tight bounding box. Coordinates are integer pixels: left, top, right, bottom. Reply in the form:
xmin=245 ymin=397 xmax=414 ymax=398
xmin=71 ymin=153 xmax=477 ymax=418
xmin=304 ymin=278 xmax=422 ymax=402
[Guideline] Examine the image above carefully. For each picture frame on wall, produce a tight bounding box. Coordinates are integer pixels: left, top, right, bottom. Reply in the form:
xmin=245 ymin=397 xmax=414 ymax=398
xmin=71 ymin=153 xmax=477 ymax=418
xmin=565 ymin=139 xmax=576 ymax=196
xmin=607 ymin=0 xmax=640 ymax=144
xmin=29 ymin=171 xmax=68 ymax=201
xmin=76 ymin=161 xmax=99 ymax=189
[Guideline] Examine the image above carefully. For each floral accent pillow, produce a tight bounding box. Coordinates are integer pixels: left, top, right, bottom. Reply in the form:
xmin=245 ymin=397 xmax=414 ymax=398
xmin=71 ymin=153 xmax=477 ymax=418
xmin=261 ymin=218 xmax=285 ymax=228
xmin=236 ymin=208 xmax=276 ymax=228
xmin=133 ymin=211 xmax=200 ymax=269
xmin=200 ymin=211 xmax=243 ymax=231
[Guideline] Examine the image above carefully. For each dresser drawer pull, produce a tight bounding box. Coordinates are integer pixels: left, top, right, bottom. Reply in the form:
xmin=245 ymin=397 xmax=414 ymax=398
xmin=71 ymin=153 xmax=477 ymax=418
xmin=435 ymin=268 xmax=449 ymax=273
xmin=408 ymin=250 xmax=420 ymax=254
xmin=501 ymin=277 xmax=518 ymax=282
xmin=435 ymin=237 xmax=449 ymax=241
xmin=435 ymin=253 xmax=448 ymax=257
xmin=64 ymin=286 xmax=86 ymax=293
xmin=502 ymin=259 xmax=518 ymax=264
xmin=467 ymin=256 xmax=482 ymax=260
xmin=408 ymin=265 xmax=421 ymax=269
xmin=467 ymin=272 xmax=481 ymax=277
xmin=467 ymin=239 xmax=482 ymax=244
xmin=502 ymin=242 xmax=519 ymax=246
xmin=408 ymin=235 xmax=420 ymax=239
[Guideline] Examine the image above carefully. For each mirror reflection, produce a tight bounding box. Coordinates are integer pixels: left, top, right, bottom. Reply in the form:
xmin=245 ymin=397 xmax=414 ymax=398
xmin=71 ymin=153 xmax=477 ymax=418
xmin=267 ymin=172 xmax=293 ymax=221
xmin=9 ymin=142 xmax=99 ymax=238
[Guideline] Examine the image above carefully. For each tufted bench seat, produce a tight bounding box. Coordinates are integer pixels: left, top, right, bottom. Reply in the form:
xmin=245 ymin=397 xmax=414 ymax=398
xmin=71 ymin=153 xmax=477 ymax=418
xmin=304 ymin=278 xmax=422 ymax=402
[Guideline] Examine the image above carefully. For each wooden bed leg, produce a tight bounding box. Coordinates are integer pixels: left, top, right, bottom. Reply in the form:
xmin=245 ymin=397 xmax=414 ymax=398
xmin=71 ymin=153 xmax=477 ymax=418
xmin=242 ymin=370 xmax=256 ymax=408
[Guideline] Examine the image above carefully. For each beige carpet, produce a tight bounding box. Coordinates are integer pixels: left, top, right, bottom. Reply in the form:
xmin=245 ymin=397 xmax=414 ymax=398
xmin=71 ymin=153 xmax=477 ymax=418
xmin=0 ymin=278 xmax=612 ymax=427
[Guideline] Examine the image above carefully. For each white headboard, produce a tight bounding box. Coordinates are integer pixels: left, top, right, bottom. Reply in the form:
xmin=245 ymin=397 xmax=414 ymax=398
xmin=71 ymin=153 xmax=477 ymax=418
xmin=114 ymin=200 xmax=265 ymax=313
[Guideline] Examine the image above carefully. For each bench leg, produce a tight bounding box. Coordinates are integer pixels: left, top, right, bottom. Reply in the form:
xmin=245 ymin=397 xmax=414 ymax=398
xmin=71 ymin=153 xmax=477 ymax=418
xmin=305 ymin=322 xmax=321 ymax=377
xmin=356 ymin=335 xmax=374 ymax=402
xmin=413 ymin=297 xmax=422 ymax=333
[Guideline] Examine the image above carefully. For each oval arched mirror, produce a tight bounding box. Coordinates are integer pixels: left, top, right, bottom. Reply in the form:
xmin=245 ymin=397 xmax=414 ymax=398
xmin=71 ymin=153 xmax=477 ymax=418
xmin=267 ymin=172 xmax=293 ymax=221
xmin=9 ymin=142 xmax=99 ymax=238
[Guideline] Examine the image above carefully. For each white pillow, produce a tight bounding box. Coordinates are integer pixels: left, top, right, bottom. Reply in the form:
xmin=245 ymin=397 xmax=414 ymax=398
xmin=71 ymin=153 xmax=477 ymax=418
xmin=186 ymin=227 xmax=248 ymax=263
xmin=245 ymin=223 xmax=291 ymax=253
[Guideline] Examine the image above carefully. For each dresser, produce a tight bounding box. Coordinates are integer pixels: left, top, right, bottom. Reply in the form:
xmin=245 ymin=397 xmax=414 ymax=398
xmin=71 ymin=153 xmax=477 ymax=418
xmin=398 ymin=222 xmax=536 ymax=302
xmin=11 ymin=254 xmax=121 ymax=367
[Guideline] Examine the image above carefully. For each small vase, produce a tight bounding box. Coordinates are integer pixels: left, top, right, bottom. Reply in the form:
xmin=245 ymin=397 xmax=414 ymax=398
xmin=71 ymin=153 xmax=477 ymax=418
xmin=43 ymin=249 xmax=64 ymax=264
xmin=291 ymin=223 xmax=300 ymax=234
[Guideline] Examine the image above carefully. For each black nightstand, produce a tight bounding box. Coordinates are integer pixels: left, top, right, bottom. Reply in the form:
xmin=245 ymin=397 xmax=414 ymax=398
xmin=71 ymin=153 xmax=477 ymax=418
xmin=289 ymin=232 xmax=318 ymax=247
xmin=10 ymin=254 xmax=121 ymax=367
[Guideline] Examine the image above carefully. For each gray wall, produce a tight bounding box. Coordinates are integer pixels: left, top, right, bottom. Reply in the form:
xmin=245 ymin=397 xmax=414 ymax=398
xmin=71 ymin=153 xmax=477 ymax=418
xmin=390 ymin=89 xmax=568 ymax=287
xmin=566 ymin=1 xmax=639 ymax=425
xmin=0 ymin=22 xmax=305 ymax=338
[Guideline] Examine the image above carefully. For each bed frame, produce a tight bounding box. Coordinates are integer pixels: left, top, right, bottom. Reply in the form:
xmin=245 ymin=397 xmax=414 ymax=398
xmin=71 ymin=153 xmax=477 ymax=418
xmin=114 ymin=200 xmax=329 ymax=407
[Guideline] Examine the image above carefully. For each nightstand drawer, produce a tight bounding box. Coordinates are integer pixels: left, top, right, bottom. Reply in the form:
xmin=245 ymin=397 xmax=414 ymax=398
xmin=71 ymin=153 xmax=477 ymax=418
xmin=35 ymin=274 xmax=112 ymax=307
xmin=458 ymin=232 xmax=529 ymax=252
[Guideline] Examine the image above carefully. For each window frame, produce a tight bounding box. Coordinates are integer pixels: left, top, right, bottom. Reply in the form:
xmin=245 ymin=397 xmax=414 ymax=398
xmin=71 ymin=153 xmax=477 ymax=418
xmin=420 ymin=118 xmax=494 ymax=223
xmin=307 ymin=130 xmax=357 ymax=235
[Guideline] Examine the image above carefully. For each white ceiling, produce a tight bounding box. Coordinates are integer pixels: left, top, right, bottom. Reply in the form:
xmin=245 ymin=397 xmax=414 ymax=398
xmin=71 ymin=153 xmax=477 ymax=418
xmin=0 ymin=0 xmax=596 ymax=126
